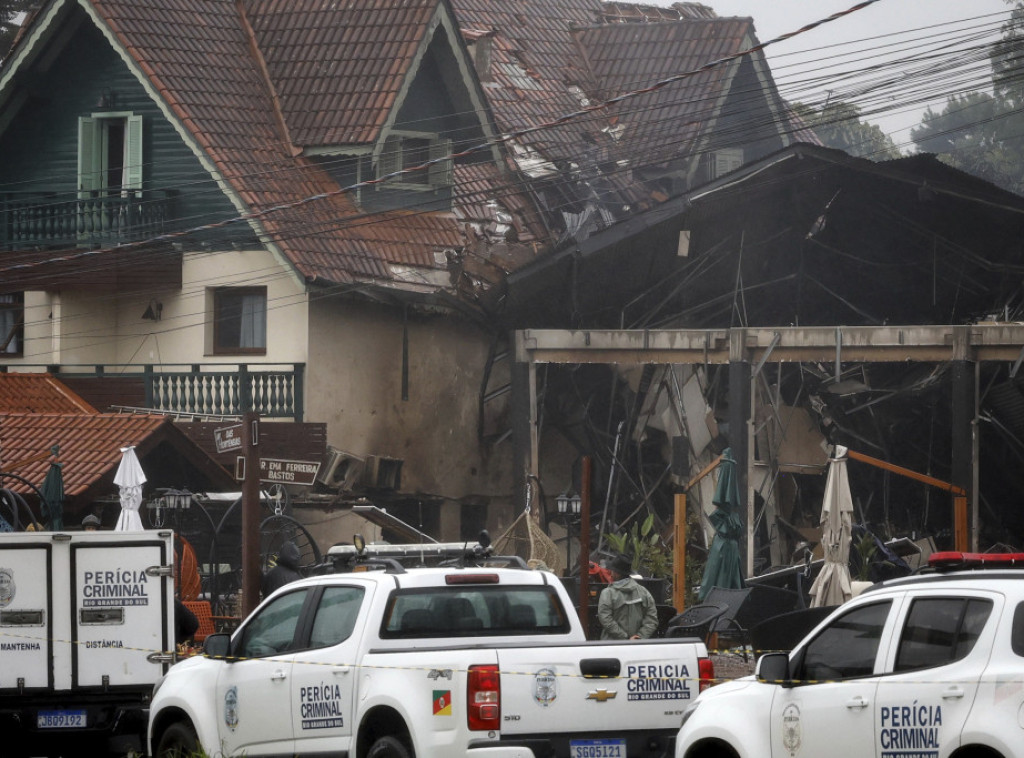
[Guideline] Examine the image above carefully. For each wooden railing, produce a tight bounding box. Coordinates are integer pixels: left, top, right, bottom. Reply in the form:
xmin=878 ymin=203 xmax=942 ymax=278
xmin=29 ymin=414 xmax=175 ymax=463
xmin=2 ymin=363 xmax=305 ymax=421
xmin=0 ymin=190 xmax=177 ymax=249
xmin=144 ymin=364 xmax=304 ymax=420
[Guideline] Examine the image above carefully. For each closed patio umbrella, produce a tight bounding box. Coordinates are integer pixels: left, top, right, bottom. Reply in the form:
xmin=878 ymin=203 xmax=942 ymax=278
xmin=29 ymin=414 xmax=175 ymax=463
xmin=114 ymin=446 xmax=147 ymax=532
xmin=698 ymin=448 xmax=745 ymax=602
xmin=40 ymin=461 xmax=65 ymax=531
xmin=809 ymin=445 xmax=854 ymax=607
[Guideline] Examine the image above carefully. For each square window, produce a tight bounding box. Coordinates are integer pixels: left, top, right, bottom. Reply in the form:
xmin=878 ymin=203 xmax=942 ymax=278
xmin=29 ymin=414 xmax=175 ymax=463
xmin=0 ymin=293 xmax=24 ymax=356
xmin=213 ymin=287 xmax=267 ymax=354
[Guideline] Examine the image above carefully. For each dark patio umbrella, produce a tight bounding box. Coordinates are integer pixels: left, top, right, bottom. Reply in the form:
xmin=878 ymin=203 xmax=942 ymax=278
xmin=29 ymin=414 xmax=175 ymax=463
xmin=40 ymin=462 xmax=65 ymax=531
xmin=698 ymin=448 xmax=745 ymax=602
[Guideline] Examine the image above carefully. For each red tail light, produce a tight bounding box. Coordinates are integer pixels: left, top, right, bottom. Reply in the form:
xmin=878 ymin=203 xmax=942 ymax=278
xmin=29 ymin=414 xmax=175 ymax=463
xmin=467 ymin=664 xmax=500 ymax=731
xmin=698 ymin=657 xmax=715 ymax=693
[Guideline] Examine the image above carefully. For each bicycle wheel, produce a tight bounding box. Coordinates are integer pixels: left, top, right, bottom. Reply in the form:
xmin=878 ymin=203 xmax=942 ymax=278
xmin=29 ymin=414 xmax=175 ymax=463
xmin=259 ymin=514 xmax=321 ymax=575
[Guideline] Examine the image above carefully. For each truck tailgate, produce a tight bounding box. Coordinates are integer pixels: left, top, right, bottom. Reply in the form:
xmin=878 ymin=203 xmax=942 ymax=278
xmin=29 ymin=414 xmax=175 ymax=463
xmin=496 ymin=640 xmax=702 ymax=737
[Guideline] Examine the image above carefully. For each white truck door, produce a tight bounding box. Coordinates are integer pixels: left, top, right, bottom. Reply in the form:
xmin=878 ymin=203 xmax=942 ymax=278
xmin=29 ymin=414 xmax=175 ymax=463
xmin=290 ymin=584 xmax=368 ymax=752
xmin=0 ymin=542 xmax=54 ymax=690
xmin=872 ymin=594 xmax=992 ymax=758
xmin=215 ymin=587 xmax=309 ymax=755
xmin=72 ymin=536 xmax=173 ymax=687
xmin=770 ymin=600 xmax=895 ymax=758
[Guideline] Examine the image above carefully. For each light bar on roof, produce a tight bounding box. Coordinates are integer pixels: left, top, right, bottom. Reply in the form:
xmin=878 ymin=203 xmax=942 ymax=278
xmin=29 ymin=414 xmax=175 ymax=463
xmin=929 ymin=552 xmax=1024 ymax=569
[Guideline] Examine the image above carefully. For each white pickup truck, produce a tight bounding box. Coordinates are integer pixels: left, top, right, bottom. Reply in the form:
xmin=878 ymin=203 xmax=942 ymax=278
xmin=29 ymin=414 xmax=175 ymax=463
xmin=675 ymin=550 xmax=1024 ymax=758
xmin=148 ymin=542 xmax=714 ymax=758
xmin=0 ymin=529 xmax=177 ymax=758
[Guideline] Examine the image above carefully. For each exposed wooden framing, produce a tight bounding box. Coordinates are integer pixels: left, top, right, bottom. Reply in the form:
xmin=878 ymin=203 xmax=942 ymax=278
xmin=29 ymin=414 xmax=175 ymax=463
xmin=515 ymin=324 xmax=1024 ymax=565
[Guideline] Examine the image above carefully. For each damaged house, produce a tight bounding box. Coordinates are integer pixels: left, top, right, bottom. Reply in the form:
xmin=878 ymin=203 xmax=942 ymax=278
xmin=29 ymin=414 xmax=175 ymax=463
xmin=0 ymin=0 xmax=810 ymax=554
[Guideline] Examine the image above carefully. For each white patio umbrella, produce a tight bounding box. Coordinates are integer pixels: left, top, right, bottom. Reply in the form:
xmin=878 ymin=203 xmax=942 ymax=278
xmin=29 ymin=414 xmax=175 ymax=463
xmin=114 ymin=446 xmax=147 ymax=532
xmin=809 ymin=445 xmax=854 ymax=607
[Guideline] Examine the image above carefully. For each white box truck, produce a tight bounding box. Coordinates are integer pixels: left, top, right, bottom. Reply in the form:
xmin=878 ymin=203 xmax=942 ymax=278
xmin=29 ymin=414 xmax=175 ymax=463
xmin=0 ymin=530 xmax=177 ymax=757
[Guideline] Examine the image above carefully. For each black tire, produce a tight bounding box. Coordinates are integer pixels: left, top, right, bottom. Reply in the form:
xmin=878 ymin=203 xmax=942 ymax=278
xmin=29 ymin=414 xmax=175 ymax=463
xmin=367 ymin=735 xmax=414 ymax=758
xmin=155 ymin=721 xmax=199 ymax=758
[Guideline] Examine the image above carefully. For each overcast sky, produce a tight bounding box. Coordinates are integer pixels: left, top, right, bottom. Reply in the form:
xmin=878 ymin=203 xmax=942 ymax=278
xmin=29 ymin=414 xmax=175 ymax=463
xmin=650 ymin=0 xmax=1013 ymax=149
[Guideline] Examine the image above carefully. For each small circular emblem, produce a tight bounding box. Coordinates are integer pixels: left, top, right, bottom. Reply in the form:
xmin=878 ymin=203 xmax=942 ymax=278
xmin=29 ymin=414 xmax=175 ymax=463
xmin=782 ymin=703 xmax=802 ymax=754
xmin=224 ymin=686 xmax=239 ymax=731
xmin=533 ymin=668 xmax=557 ymax=707
xmin=0 ymin=568 xmax=15 ymax=608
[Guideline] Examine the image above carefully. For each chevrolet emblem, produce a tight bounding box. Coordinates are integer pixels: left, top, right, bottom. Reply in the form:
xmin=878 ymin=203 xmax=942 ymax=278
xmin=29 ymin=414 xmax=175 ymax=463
xmin=586 ymin=689 xmax=617 ymax=702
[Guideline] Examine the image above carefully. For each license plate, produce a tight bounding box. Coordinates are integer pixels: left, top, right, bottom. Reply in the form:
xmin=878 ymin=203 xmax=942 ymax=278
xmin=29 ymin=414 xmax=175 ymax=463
xmin=37 ymin=710 xmax=87 ymax=729
xmin=570 ymin=738 xmax=626 ymax=758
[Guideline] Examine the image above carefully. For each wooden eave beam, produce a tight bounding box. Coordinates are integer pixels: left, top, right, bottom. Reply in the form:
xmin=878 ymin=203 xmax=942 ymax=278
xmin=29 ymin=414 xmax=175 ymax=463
xmin=516 ymin=324 xmax=1024 ymax=366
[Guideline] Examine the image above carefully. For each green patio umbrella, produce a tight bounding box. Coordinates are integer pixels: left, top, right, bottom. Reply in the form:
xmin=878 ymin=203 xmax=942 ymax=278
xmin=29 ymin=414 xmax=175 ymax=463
xmin=40 ymin=461 xmax=65 ymax=531
xmin=698 ymin=448 xmax=745 ymax=602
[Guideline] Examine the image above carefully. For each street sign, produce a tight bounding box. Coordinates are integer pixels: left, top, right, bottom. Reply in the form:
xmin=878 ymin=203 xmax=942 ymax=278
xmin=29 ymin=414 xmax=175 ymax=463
xmin=214 ymin=424 xmax=244 ymax=454
xmin=258 ymin=458 xmax=320 ymax=486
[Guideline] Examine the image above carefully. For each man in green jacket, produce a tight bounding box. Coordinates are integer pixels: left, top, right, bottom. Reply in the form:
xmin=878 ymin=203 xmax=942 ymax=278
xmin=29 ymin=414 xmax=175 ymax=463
xmin=597 ymin=554 xmax=658 ymax=640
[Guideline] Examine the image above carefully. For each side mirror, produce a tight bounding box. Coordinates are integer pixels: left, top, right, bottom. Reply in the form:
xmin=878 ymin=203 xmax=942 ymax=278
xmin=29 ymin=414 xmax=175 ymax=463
xmin=756 ymin=652 xmax=793 ymax=687
xmin=203 ymin=633 xmax=232 ymax=660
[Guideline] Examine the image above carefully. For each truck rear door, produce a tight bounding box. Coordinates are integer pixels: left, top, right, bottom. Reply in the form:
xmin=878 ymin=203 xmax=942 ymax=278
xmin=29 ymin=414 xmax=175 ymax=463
xmin=496 ymin=640 xmax=701 ymax=757
xmin=0 ymin=540 xmax=53 ymax=691
xmin=72 ymin=535 xmax=173 ymax=687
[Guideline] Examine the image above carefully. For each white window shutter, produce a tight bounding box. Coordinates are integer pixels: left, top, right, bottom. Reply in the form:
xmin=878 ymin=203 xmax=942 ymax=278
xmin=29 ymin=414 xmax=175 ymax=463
xmin=428 ymin=137 xmax=453 ymax=187
xmin=714 ymin=148 xmax=744 ymax=178
xmin=124 ymin=114 xmax=144 ymax=191
xmin=77 ymin=117 xmax=99 ymax=196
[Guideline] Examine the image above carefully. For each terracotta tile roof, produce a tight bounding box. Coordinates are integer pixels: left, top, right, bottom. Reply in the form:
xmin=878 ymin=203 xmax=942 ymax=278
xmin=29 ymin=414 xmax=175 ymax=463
xmin=90 ymin=0 xmax=398 ymax=283
xmin=450 ymin=0 xmax=608 ymax=164
xmin=0 ymin=413 xmax=168 ymax=497
xmin=0 ymin=374 xmax=97 ymax=414
xmin=601 ymin=2 xmax=719 ymax=22
xmin=66 ymin=0 xmax=796 ymax=290
xmin=572 ymin=18 xmax=754 ymax=167
xmin=244 ymin=0 xmax=437 ymax=147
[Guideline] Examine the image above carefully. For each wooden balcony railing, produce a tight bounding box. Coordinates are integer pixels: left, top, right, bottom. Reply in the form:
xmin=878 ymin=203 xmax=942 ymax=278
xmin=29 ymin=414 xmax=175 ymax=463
xmin=0 ymin=190 xmax=177 ymax=249
xmin=2 ymin=363 xmax=305 ymax=421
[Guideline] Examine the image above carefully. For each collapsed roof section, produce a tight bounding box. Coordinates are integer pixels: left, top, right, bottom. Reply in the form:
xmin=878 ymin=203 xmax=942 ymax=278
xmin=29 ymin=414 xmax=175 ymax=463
xmin=1 ymin=0 xmax=805 ymax=302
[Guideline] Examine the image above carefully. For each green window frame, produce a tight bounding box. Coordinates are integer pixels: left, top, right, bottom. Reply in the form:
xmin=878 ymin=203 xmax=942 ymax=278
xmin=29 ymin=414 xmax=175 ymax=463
xmin=78 ymin=113 xmax=143 ymax=197
xmin=376 ymin=131 xmax=453 ymax=189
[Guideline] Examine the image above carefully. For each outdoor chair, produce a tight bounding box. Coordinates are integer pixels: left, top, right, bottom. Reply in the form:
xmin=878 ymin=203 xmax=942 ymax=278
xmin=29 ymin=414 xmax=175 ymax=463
xmin=664 ymin=603 xmax=727 ymax=646
xmin=750 ymin=605 xmax=837 ymax=656
xmin=704 ymin=585 xmax=802 ymax=660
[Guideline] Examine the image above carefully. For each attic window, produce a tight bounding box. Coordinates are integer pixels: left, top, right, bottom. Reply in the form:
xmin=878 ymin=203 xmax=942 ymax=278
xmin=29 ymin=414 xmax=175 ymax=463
xmin=0 ymin=293 xmax=24 ymax=356
xmin=700 ymin=147 xmax=744 ymax=183
xmin=377 ymin=131 xmax=453 ymax=190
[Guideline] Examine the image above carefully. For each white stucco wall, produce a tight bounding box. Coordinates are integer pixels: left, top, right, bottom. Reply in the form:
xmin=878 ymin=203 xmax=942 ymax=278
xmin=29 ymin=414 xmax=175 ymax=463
xmin=110 ymin=248 xmax=309 ymax=366
xmin=12 ymin=248 xmax=307 ymax=368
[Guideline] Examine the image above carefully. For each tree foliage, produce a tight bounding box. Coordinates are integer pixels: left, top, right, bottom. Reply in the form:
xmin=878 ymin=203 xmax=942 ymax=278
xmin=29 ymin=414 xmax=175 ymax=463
xmin=0 ymin=1 xmax=38 ymax=62
xmin=790 ymin=100 xmax=903 ymax=160
xmin=910 ymin=1 xmax=1024 ymax=194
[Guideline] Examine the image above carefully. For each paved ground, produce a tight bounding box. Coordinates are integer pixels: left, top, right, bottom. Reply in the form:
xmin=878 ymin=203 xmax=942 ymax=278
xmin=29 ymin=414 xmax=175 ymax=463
xmin=710 ymin=650 xmax=756 ymax=682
